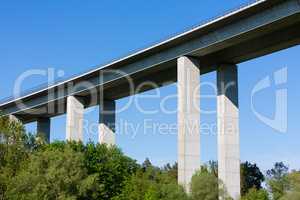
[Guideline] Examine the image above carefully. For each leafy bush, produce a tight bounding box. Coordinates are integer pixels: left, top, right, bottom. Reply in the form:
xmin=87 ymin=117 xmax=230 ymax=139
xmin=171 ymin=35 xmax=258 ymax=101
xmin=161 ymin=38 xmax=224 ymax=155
xmin=241 ymin=188 xmax=269 ymax=200
xmin=190 ymin=170 xmax=218 ymax=200
xmin=82 ymin=143 xmax=139 ymax=200
xmin=5 ymin=145 xmax=96 ymax=200
xmin=267 ymin=162 xmax=289 ymax=200
xmin=113 ymin=160 xmax=188 ymax=200
xmin=190 ymin=166 xmax=231 ymax=200
xmin=241 ymin=162 xmax=265 ymax=195
xmin=0 ymin=115 xmax=38 ymax=199
xmin=0 ymin=114 xmax=139 ymax=200
xmin=280 ymin=171 xmax=300 ymax=200
xmin=2 ymin=115 xmax=300 ymax=200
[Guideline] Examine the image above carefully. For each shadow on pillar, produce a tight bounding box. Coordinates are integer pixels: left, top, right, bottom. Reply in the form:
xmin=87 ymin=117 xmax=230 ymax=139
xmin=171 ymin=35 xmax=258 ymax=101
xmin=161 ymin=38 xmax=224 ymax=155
xmin=37 ymin=117 xmax=51 ymax=143
xmin=217 ymin=64 xmax=241 ymax=200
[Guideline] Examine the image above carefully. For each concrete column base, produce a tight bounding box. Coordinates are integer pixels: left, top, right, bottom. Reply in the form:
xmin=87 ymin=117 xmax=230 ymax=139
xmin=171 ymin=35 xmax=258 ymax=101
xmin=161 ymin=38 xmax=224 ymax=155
xmin=99 ymin=100 xmax=115 ymax=145
xmin=217 ymin=64 xmax=240 ymax=200
xmin=177 ymin=56 xmax=201 ymax=192
xmin=66 ymin=96 xmax=84 ymax=142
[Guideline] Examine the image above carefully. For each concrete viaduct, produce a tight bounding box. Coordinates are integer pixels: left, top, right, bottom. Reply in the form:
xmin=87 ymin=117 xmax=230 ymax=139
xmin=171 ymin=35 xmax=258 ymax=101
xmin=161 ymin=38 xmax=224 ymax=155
xmin=1 ymin=0 xmax=300 ymax=199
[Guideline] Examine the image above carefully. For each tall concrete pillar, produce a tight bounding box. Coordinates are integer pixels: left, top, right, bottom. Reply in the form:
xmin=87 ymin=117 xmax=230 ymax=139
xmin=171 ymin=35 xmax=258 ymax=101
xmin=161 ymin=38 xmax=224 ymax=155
xmin=99 ymin=100 xmax=115 ymax=145
xmin=217 ymin=64 xmax=240 ymax=200
xmin=37 ymin=118 xmax=51 ymax=143
xmin=66 ymin=96 xmax=84 ymax=141
xmin=177 ymin=56 xmax=201 ymax=192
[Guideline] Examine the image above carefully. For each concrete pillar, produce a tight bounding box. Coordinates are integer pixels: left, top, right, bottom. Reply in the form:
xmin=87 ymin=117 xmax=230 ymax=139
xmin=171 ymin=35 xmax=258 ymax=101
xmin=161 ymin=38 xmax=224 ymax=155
xmin=217 ymin=64 xmax=240 ymax=200
xmin=66 ymin=96 xmax=84 ymax=141
xmin=177 ymin=56 xmax=201 ymax=192
xmin=37 ymin=118 xmax=51 ymax=143
xmin=99 ymin=100 xmax=116 ymax=145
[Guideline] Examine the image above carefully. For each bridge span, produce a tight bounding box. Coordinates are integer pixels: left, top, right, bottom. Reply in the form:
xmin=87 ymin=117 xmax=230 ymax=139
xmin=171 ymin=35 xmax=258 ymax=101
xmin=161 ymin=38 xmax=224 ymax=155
xmin=1 ymin=0 xmax=300 ymax=198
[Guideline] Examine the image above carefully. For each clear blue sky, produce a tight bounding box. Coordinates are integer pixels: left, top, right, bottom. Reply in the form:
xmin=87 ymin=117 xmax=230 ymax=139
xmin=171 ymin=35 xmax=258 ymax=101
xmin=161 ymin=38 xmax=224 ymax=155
xmin=0 ymin=0 xmax=299 ymax=171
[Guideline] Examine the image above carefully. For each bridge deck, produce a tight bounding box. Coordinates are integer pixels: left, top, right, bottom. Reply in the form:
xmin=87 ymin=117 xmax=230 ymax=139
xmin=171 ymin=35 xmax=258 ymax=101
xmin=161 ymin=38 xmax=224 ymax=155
xmin=1 ymin=0 xmax=300 ymax=123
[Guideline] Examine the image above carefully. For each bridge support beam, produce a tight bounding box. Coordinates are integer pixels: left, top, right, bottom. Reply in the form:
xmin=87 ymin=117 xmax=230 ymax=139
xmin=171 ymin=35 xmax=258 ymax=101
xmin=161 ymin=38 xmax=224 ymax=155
xmin=66 ymin=96 xmax=84 ymax=141
xmin=217 ymin=64 xmax=240 ymax=200
xmin=37 ymin=118 xmax=51 ymax=143
xmin=99 ymin=100 xmax=116 ymax=145
xmin=177 ymin=56 xmax=201 ymax=192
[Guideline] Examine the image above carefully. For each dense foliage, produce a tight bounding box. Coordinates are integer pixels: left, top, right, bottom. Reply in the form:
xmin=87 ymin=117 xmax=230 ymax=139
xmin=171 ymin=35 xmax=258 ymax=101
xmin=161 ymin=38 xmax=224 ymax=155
xmin=190 ymin=167 xmax=220 ymax=200
xmin=112 ymin=160 xmax=188 ymax=200
xmin=0 ymin=116 xmax=138 ymax=200
xmin=266 ymin=162 xmax=290 ymax=200
xmin=0 ymin=116 xmax=299 ymax=200
xmin=241 ymin=161 xmax=265 ymax=195
xmin=280 ymin=171 xmax=300 ymax=200
xmin=241 ymin=188 xmax=269 ymax=200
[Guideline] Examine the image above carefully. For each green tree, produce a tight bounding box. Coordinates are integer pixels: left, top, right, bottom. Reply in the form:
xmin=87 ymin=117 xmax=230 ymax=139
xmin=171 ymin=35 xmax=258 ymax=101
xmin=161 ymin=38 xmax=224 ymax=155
xmin=241 ymin=188 xmax=269 ymax=200
xmin=208 ymin=161 xmax=218 ymax=177
xmin=0 ymin=115 xmax=41 ymax=199
xmin=241 ymin=162 xmax=265 ymax=195
xmin=1 ymin=121 xmax=139 ymax=200
xmin=144 ymin=185 xmax=160 ymax=200
xmin=267 ymin=162 xmax=289 ymax=200
xmin=190 ymin=165 xmax=233 ymax=200
xmin=113 ymin=166 xmax=188 ymax=200
xmin=280 ymin=171 xmax=300 ymax=200
xmin=5 ymin=144 xmax=96 ymax=200
xmin=159 ymin=183 xmax=189 ymax=200
xmin=82 ymin=143 xmax=139 ymax=200
xmin=202 ymin=160 xmax=265 ymax=196
xmin=190 ymin=168 xmax=219 ymax=200
xmin=162 ymin=162 xmax=178 ymax=181
xmin=113 ymin=170 xmax=152 ymax=200
xmin=142 ymin=158 xmax=153 ymax=170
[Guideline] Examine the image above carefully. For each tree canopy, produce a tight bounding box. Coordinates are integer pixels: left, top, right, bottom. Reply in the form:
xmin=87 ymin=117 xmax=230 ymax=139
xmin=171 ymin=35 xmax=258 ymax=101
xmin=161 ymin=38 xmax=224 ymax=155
xmin=0 ymin=116 xmax=299 ymax=200
xmin=241 ymin=161 xmax=265 ymax=195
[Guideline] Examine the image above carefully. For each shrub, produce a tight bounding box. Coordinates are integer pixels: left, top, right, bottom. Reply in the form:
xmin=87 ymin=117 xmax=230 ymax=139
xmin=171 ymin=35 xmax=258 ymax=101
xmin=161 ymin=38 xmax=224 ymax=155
xmin=241 ymin=188 xmax=269 ymax=200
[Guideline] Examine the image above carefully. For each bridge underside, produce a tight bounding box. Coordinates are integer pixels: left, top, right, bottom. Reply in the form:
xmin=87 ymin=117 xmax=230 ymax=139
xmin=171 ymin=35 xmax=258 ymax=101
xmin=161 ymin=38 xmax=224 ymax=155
xmin=13 ymin=19 xmax=300 ymax=123
xmin=1 ymin=0 xmax=300 ymax=199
